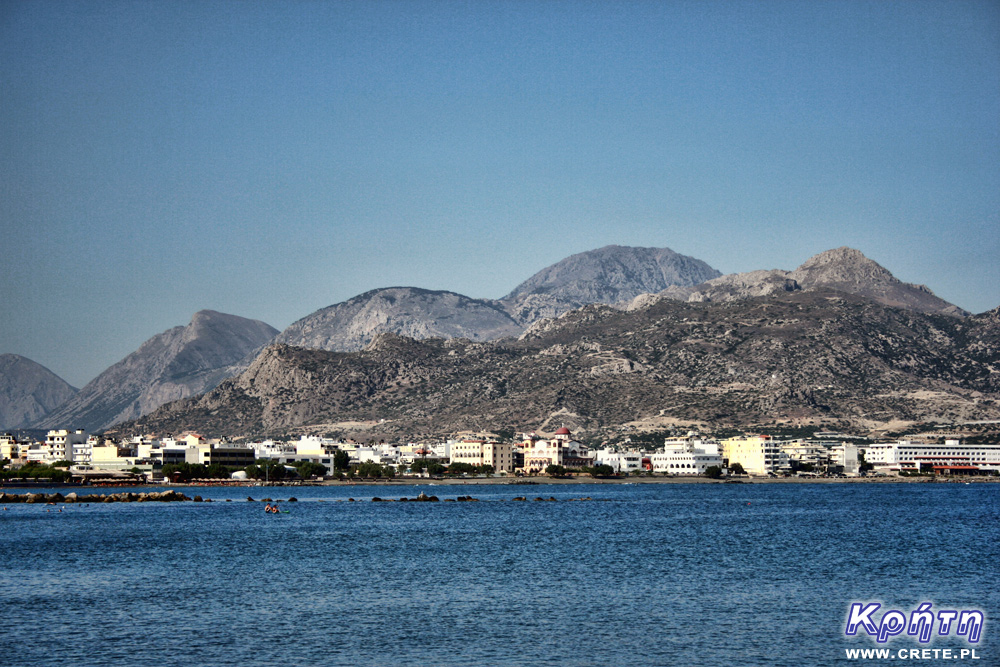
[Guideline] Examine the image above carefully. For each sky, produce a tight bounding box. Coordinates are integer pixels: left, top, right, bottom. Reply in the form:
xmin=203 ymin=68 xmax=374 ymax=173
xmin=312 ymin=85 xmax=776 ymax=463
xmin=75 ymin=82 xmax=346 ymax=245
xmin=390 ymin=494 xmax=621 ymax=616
xmin=2 ymin=0 xmax=998 ymax=388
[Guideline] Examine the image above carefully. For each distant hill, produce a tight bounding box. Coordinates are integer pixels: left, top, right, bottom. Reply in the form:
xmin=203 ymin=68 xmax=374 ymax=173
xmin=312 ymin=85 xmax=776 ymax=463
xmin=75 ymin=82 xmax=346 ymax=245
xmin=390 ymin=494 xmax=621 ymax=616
xmin=275 ymin=287 xmax=523 ymax=352
xmin=500 ymin=245 xmax=722 ymax=324
xmin=126 ymin=290 xmax=1000 ymax=440
xmin=0 ymin=355 xmax=77 ymax=429
xmin=641 ymin=247 xmax=968 ymax=317
xmin=34 ymin=311 xmax=277 ymax=432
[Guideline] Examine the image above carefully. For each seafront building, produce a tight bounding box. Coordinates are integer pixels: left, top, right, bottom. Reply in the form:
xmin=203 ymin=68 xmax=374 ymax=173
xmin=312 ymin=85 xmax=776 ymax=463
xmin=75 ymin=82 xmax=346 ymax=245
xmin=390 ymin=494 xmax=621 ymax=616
xmin=6 ymin=423 xmax=999 ymax=481
xmin=862 ymin=440 xmax=1000 ymax=475
xmin=720 ymin=435 xmax=790 ymax=475
xmin=650 ymin=435 xmax=723 ymax=475
xmin=449 ymin=439 xmax=514 ymax=472
xmin=593 ymin=448 xmax=644 ymax=473
xmin=521 ymin=427 xmax=593 ymax=473
xmin=25 ymin=429 xmax=90 ymax=464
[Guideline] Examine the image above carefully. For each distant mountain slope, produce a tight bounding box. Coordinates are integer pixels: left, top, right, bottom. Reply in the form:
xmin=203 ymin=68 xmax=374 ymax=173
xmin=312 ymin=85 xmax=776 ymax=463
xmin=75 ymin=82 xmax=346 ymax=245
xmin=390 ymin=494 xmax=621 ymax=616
xmin=0 ymin=355 xmax=77 ymax=429
xmin=639 ymin=247 xmax=967 ymax=317
xmin=34 ymin=311 xmax=277 ymax=431
xmin=126 ymin=290 xmax=1000 ymax=439
xmin=275 ymin=287 xmax=524 ymax=351
xmin=500 ymin=245 xmax=722 ymax=324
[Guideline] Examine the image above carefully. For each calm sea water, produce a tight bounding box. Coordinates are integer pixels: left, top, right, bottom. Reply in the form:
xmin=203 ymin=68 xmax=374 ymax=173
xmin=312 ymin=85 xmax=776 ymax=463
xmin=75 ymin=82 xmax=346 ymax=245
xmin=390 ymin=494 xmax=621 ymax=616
xmin=1 ymin=481 xmax=996 ymax=667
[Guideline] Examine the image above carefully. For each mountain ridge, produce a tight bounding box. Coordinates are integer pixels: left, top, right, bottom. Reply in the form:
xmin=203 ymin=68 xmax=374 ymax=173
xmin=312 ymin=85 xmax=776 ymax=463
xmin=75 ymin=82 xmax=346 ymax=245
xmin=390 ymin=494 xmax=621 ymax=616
xmin=124 ymin=289 xmax=1000 ymax=440
xmin=0 ymin=354 xmax=78 ymax=430
xmin=33 ymin=310 xmax=277 ymax=432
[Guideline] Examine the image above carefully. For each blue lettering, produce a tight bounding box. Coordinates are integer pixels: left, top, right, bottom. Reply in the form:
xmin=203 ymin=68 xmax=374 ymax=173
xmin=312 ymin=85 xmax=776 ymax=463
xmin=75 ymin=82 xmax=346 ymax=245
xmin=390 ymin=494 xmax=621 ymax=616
xmin=877 ymin=610 xmax=906 ymax=643
xmin=846 ymin=602 xmax=881 ymax=636
xmin=957 ymin=610 xmax=984 ymax=643
xmin=908 ymin=602 xmax=934 ymax=643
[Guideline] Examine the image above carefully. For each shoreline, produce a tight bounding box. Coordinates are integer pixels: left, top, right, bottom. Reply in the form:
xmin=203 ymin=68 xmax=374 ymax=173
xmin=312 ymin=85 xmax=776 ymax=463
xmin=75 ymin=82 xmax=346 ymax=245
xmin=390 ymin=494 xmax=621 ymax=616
xmin=6 ymin=475 xmax=996 ymax=493
xmin=182 ymin=474 xmax=999 ymax=487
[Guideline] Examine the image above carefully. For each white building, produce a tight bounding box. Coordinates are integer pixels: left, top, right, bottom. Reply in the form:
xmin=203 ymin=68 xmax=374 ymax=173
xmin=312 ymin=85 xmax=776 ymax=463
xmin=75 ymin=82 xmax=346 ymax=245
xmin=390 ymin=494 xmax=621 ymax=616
xmin=594 ymin=448 xmax=644 ymax=474
xmin=27 ymin=429 xmax=90 ymax=463
xmin=829 ymin=443 xmax=860 ymax=476
xmin=651 ymin=436 xmax=722 ymax=475
xmin=863 ymin=440 xmax=1000 ymax=475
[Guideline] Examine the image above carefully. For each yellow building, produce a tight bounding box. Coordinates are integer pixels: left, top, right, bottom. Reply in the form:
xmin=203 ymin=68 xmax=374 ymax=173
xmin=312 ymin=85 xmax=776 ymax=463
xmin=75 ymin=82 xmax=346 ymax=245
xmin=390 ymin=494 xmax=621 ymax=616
xmin=720 ymin=435 xmax=789 ymax=476
xmin=449 ymin=440 xmax=513 ymax=472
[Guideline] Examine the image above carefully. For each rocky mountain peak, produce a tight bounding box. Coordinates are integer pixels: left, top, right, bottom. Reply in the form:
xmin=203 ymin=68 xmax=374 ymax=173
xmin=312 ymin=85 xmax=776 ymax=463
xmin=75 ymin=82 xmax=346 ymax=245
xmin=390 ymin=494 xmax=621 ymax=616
xmin=501 ymin=245 xmax=722 ymax=324
xmin=275 ymin=287 xmax=523 ymax=352
xmin=790 ymin=247 xmax=895 ymax=286
xmin=0 ymin=354 xmax=78 ymax=429
xmin=33 ymin=311 xmax=278 ymax=432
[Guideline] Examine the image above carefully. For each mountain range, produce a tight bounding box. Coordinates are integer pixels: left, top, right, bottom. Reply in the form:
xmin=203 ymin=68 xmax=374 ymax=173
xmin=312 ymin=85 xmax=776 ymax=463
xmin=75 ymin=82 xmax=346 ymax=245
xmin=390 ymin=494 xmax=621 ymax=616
xmin=3 ymin=245 xmax=992 ymax=436
xmin=128 ymin=290 xmax=1000 ymax=440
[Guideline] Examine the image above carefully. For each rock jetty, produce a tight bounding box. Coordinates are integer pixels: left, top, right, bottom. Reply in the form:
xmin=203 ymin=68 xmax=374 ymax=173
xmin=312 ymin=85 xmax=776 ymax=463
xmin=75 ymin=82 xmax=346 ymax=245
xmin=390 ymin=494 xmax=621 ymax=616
xmin=0 ymin=490 xmax=190 ymax=504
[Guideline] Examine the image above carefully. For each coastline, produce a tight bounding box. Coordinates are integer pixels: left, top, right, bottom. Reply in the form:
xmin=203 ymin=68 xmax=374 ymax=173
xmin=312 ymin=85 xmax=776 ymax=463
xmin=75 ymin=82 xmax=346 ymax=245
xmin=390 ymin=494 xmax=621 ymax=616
xmin=213 ymin=474 xmax=999 ymax=487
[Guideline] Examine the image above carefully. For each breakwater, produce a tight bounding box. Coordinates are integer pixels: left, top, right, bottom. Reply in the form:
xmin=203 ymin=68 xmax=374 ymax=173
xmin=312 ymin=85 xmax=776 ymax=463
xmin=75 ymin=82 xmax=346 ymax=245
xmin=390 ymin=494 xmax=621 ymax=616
xmin=0 ymin=490 xmax=190 ymax=503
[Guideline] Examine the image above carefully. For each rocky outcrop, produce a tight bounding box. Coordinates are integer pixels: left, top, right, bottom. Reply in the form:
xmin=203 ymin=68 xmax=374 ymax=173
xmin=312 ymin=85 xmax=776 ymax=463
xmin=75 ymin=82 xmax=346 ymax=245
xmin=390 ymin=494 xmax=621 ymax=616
xmin=34 ymin=310 xmax=277 ymax=432
xmin=634 ymin=247 xmax=967 ymax=318
xmin=0 ymin=490 xmax=190 ymax=503
xmin=276 ymin=287 xmax=524 ymax=352
xmin=0 ymin=354 xmax=77 ymax=429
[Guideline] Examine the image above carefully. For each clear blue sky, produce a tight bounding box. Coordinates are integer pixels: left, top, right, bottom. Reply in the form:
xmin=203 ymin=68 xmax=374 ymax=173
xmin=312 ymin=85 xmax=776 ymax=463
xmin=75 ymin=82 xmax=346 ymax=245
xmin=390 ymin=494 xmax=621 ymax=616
xmin=2 ymin=0 xmax=998 ymax=388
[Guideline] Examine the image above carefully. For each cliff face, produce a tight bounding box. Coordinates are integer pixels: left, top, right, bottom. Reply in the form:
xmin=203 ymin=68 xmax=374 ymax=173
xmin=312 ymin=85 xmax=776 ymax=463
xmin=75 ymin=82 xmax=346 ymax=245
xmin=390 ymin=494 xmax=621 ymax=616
xmin=128 ymin=290 xmax=1000 ymax=439
xmin=275 ymin=287 xmax=524 ymax=352
xmin=0 ymin=355 xmax=77 ymax=429
xmin=34 ymin=311 xmax=277 ymax=431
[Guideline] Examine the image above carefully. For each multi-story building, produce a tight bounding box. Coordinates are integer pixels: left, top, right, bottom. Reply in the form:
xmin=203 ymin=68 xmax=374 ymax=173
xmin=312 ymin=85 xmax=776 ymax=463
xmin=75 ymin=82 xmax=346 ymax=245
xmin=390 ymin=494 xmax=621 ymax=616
xmin=863 ymin=440 xmax=1000 ymax=475
xmin=449 ymin=439 xmax=514 ymax=472
xmin=651 ymin=436 xmax=722 ymax=475
xmin=185 ymin=443 xmax=256 ymax=468
xmin=720 ymin=435 xmax=789 ymax=476
xmin=594 ymin=448 xmax=644 ymax=474
xmin=26 ymin=429 xmax=90 ymax=464
xmin=828 ymin=443 xmax=860 ymax=475
xmin=522 ymin=427 xmax=592 ymax=473
xmin=0 ymin=434 xmax=22 ymax=462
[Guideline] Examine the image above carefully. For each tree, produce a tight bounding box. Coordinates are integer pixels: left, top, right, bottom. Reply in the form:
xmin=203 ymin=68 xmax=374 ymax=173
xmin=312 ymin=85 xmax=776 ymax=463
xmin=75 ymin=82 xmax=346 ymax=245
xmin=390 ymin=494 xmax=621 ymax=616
xmin=729 ymin=462 xmax=746 ymax=476
xmin=703 ymin=465 xmax=723 ymax=479
xmin=546 ymin=464 xmax=567 ymax=477
xmin=447 ymin=462 xmax=476 ymax=475
xmin=591 ymin=464 xmax=614 ymax=478
xmin=295 ymin=461 xmax=329 ymax=479
xmin=243 ymin=460 xmax=286 ymax=481
xmin=333 ymin=449 xmax=351 ymax=472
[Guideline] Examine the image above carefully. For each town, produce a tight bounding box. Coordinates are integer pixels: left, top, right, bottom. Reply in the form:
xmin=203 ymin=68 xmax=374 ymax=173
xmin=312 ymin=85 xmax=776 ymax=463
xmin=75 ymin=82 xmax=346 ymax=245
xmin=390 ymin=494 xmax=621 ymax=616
xmin=3 ymin=425 xmax=999 ymax=484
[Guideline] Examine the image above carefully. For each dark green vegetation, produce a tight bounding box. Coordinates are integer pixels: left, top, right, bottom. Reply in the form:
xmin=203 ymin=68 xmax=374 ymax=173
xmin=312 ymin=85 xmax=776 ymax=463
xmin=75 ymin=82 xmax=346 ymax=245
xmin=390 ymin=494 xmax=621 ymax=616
xmin=0 ymin=462 xmax=72 ymax=483
xmin=703 ymin=465 xmax=724 ymax=479
xmin=124 ymin=293 xmax=1000 ymax=440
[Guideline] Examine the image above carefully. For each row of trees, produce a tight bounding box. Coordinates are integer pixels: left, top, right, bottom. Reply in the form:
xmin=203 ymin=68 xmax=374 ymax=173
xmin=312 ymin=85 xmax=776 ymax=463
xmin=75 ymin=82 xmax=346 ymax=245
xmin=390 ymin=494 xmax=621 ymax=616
xmin=0 ymin=461 xmax=72 ymax=483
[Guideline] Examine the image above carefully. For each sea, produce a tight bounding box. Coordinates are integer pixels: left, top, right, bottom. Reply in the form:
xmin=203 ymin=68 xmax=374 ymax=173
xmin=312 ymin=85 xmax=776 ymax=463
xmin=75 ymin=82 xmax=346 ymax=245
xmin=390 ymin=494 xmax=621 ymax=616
xmin=1 ymin=481 xmax=996 ymax=667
